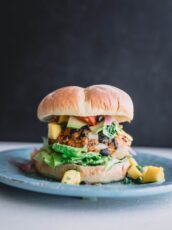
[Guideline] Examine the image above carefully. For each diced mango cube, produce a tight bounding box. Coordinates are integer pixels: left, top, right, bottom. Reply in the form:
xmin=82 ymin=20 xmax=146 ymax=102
xmin=128 ymin=157 xmax=138 ymax=166
xmin=127 ymin=165 xmax=142 ymax=180
xmin=61 ymin=170 xmax=81 ymax=185
xmin=48 ymin=123 xmax=61 ymax=139
xmin=142 ymin=166 xmax=165 ymax=183
xmin=58 ymin=116 xmax=69 ymax=124
xmin=142 ymin=166 xmax=148 ymax=178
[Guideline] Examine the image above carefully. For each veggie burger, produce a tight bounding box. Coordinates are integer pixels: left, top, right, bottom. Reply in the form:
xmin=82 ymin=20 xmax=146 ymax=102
xmin=32 ymin=85 xmax=165 ymax=185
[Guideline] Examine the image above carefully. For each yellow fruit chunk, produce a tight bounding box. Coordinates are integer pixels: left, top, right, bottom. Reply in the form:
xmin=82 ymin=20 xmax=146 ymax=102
xmin=48 ymin=123 xmax=61 ymax=139
xmin=128 ymin=157 xmax=138 ymax=166
xmin=142 ymin=166 xmax=148 ymax=178
xmin=142 ymin=166 xmax=165 ymax=183
xmin=61 ymin=170 xmax=81 ymax=185
xmin=58 ymin=116 xmax=69 ymax=123
xmin=127 ymin=165 xmax=142 ymax=179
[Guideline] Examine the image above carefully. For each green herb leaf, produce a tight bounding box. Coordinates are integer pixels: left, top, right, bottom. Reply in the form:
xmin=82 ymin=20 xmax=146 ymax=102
xmin=98 ymin=122 xmax=123 ymax=139
xmin=123 ymin=177 xmax=132 ymax=184
xmin=136 ymin=165 xmax=144 ymax=173
xmin=133 ymin=177 xmax=143 ymax=184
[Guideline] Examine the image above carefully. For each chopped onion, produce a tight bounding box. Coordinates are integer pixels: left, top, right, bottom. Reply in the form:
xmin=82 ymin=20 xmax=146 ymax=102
xmin=96 ymin=143 xmax=107 ymax=150
xmin=114 ymin=146 xmax=130 ymax=159
xmin=88 ymin=133 xmax=98 ymax=140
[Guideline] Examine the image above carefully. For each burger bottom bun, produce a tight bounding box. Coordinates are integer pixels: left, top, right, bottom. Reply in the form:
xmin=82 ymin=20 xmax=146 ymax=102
xmin=33 ymin=158 xmax=130 ymax=184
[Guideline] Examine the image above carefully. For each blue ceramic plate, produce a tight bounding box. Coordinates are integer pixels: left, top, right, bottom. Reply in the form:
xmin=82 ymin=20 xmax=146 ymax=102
xmin=0 ymin=148 xmax=172 ymax=198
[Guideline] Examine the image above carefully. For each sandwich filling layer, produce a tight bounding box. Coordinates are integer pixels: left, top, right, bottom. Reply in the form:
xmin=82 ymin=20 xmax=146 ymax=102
xmin=34 ymin=115 xmax=133 ymax=168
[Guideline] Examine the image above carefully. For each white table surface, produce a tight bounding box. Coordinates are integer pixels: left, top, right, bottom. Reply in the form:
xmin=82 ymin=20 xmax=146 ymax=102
xmin=0 ymin=142 xmax=172 ymax=230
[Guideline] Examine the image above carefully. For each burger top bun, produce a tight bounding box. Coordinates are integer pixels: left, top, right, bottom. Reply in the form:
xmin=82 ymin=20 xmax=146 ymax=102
xmin=37 ymin=84 xmax=134 ymax=123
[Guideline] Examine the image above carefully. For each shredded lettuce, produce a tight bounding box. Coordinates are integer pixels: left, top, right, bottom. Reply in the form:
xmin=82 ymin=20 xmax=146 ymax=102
xmin=34 ymin=151 xmax=62 ymax=168
xmin=35 ymin=145 xmax=111 ymax=168
xmin=52 ymin=143 xmax=87 ymax=158
xmin=81 ymin=152 xmax=110 ymax=166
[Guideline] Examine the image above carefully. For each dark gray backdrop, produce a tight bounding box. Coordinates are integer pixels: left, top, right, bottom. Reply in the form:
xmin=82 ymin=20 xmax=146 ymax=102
xmin=1 ymin=0 xmax=172 ymax=146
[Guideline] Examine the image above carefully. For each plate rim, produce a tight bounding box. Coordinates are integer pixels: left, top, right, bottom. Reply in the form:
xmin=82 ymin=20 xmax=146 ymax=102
xmin=0 ymin=147 xmax=172 ymax=198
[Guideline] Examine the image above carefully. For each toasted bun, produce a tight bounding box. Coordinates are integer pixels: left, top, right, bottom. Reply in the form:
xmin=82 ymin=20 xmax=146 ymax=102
xmin=33 ymin=158 xmax=130 ymax=184
xmin=37 ymin=84 xmax=134 ymax=123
